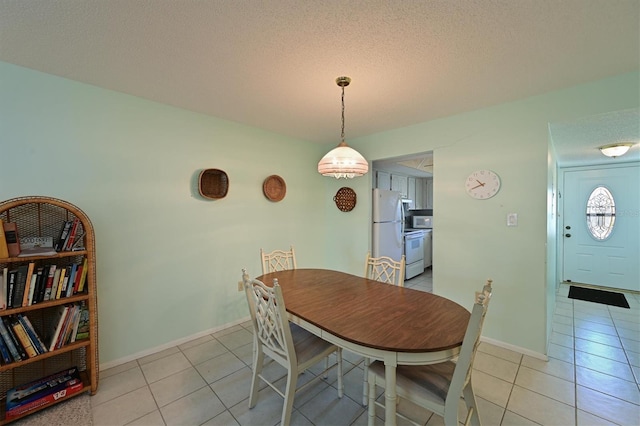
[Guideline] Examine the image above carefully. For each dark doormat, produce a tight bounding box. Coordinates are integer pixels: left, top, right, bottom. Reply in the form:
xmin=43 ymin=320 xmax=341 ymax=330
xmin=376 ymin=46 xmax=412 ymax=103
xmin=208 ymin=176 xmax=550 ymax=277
xmin=568 ymin=285 xmax=630 ymax=309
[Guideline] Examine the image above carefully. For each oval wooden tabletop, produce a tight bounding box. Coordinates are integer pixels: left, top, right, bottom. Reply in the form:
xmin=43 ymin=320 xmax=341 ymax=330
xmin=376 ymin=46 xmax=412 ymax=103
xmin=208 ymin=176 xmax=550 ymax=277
xmin=256 ymin=269 xmax=470 ymax=353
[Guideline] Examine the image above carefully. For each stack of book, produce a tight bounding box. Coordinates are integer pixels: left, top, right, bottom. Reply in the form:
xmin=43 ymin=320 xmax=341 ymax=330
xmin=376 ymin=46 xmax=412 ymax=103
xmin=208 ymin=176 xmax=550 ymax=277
xmin=5 ymin=367 xmax=84 ymax=419
xmin=0 ymin=303 xmax=89 ymax=365
xmin=0 ymin=258 xmax=89 ymax=310
xmin=54 ymin=218 xmax=84 ymax=252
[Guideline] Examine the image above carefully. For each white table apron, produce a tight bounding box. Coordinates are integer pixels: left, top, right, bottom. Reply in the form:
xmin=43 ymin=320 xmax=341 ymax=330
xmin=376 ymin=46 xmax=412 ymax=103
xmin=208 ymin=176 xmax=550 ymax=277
xmin=288 ymin=314 xmax=461 ymax=426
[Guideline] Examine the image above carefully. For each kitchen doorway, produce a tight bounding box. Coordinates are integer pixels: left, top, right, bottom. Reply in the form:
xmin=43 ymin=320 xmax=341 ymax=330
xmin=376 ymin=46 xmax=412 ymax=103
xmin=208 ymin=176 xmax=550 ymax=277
xmin=560 ymin=163 xmax=640 ymax=292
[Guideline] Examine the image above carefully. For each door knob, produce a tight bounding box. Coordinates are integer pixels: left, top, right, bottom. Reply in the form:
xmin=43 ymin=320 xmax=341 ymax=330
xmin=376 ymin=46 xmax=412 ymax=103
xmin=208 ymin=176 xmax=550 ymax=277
xmin=565 ymin=233 xmax=571 ymax=238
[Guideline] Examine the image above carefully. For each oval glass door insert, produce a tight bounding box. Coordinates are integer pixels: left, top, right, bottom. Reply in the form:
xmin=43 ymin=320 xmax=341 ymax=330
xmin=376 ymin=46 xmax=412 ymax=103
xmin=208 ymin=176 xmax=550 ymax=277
xmin=586 ymin=186 xmax=616 ymax=240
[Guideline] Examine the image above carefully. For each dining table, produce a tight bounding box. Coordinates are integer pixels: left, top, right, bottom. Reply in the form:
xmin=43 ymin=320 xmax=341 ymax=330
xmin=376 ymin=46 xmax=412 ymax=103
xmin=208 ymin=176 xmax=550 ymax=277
xmin=255 ymin=268 xmax=471 ymax=426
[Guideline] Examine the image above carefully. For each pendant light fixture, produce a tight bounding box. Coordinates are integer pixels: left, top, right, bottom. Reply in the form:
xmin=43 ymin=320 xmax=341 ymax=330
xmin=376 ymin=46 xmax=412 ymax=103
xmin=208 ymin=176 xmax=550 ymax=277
xmin=599 ymin=143 xmax=633 ymax=158
xmin=318 ymin=76 xmax=369 ymax=179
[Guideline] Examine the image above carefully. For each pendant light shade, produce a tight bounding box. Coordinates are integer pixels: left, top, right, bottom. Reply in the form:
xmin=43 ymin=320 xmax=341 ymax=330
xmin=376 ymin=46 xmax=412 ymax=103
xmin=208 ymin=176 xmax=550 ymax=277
xmin=318 ymin=76 xmax=369 ymax=179
xmin=599 ymin=143 xmax=633 ymax=158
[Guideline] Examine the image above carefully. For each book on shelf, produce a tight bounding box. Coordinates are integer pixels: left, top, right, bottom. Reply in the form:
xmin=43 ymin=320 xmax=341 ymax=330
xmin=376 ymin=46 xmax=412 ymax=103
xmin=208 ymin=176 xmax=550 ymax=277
xmin=0 ymin=317 xmax=29 ymax=361
xmin=17 ymin=236 xmax=56 ymax=257
xmin=21 ymin=262 xmax=35 ymax=307
xmin=26 ymin=272 xmax=38 ymax=306
xmin=58 ymin=305 xmax=79 ymax=349
xmin=74 ymin=302 xmax=90 ymax=341
xmin=3 ymin=221 xmax=21 ymax=257
xmin=63 ymin=218 xmax=80 ymax=252
xmin=47 ymin=305 xmax=69 ymax=352
xmin=17 ymin=314 xmax=47 ymax=355
xmin=0 ymin=332 xmax=11 ymax=364
xmin=5 ymin=367 xmax=84 ymax=419
xmin=0 ymin=267 xmax=7 ymax=310
xmin=0 ymin=219 xmax=9 ymax=258
xmin=42 ymin=264 xmax=57 ymax=301
xmin=0 ymin=316 xmax=22 ymax=362
xmin=11 ymin=264 xmax=28 ymax=309
xmin=53 ymin=267 xmax=66 ymax=301
xmin=6 ymin=269 xmax=17 ymax=309
xmin=65 ymin=263 xmax=78 ymax=298
xmin=77 ymin=258 xmax=89 ymax=293
xmin=9 ymin=316 xmax=38 ymax=358
xmin=55 ymin=266 xmax=69 ymax=300
xmin=54 ymin=220 xmax=73 ymax=252
xmin=48 ymin=268 xmax=62 ymax=302
xmin=35 ymin=264 xmax=50 ymax=304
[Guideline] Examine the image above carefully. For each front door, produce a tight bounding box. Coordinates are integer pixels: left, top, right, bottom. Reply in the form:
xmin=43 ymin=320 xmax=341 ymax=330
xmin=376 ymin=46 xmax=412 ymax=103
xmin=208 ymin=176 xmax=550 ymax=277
xmin=561 ymin=164 xmax=640 ymax=292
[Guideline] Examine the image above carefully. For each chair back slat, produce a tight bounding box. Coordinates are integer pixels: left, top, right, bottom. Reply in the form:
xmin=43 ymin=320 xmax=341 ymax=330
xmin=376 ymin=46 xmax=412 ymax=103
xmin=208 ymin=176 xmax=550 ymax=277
xmin=365 ymin=252 xmax=405 ymax=286
xmin=261 ymin=246 xmax=297 ymax=274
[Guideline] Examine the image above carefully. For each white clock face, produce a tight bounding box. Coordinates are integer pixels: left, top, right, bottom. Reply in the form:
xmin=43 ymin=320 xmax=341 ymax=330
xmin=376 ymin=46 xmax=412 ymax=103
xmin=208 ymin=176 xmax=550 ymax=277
xmin=465 ymin=170 xmax=500 ymax=199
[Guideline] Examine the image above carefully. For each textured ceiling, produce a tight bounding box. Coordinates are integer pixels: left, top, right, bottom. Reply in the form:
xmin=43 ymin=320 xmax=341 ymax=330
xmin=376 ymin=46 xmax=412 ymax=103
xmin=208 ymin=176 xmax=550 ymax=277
xmin=1 ymin=0 xmax=638 ymax=166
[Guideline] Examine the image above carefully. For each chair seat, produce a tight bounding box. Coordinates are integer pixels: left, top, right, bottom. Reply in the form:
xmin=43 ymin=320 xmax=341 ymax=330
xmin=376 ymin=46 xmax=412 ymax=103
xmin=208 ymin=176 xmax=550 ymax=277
xmin=369 ymin=360 xmax=455 ymax=407
xmin=291 ymin=326 xmax=338 ymax=368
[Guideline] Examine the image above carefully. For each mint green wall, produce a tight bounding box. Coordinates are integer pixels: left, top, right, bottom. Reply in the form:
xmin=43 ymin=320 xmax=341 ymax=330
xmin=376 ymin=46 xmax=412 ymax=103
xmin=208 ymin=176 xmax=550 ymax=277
xmin=347 ymin=72 xmax=639 ymax=355
xmin=1 ymin=60 xmax=638 ymax=363
xmin=0 ymin=61 xmax=333 ymax=364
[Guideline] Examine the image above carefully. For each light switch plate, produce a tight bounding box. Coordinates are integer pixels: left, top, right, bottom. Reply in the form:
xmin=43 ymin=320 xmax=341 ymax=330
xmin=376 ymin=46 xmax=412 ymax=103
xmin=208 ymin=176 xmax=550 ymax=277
xmin=507 ymin=213 xmax=518 ymax=227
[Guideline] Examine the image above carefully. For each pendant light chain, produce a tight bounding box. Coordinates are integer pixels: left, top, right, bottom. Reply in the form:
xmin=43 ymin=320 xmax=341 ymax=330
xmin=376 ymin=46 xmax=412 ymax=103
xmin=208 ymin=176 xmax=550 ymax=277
xmin=341 ymin=85 xmax=346 ymax=143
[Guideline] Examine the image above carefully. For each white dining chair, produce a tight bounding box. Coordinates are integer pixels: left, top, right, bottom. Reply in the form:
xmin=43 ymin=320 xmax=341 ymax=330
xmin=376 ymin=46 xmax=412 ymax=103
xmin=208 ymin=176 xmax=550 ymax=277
xmin=361 ymin=252 xmax=406 ymax=404
xmin=364 ymin=252 xmax=406 ymax=287
xmin=367 ymin=279 xmax=493 ymax=426
xmin=260 ymin=245 xmax=297 ymax=274
xmin=242 ymin=269 xmax=343 ymax=426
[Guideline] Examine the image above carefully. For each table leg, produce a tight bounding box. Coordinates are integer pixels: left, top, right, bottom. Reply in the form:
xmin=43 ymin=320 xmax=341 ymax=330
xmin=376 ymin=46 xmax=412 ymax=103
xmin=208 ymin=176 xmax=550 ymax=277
xmin=384 ymin=356 xmax=397 ymax=426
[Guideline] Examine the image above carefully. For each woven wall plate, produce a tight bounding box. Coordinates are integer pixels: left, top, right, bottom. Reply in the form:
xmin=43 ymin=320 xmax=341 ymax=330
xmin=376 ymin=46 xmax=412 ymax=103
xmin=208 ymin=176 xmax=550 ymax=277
xmin=198 ymin=169 xmax=229 ymax=199
xmin=334 ymin=187 xmax=356 ymax=212
xmin=263 ymin=175 xmax=286 ymax=202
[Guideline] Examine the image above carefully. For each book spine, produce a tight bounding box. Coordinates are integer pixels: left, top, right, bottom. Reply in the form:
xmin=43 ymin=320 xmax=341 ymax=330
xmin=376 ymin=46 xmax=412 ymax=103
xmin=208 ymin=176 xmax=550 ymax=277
xmin=54 ymin=220 xmax=72 ymax=252
xmin=0 ymin=333 xmax=11 ymax=364
xmin=49 ymin=268 xmax=61 ymax=302
xmin=43 ymin=265 xmax=57 ymax=301
xmin=63 ymin=218 xmax=80 ymax=251
xmin=18 ymin=314 xmax=47 ymax=355
xmin=11 ymin=265 xmax=27 ymax=309
xmin=56 ymin=305 xmax=76 ymax=349
xmin=54 ymin=267 xmax=67 ymax=300
xmin=35 ymin=265 xmax=50 ymax=303
xmin=0 ymin=317 xmax=22 ymax=362
xmin=48 ymin=306 xmax=68 ymax=351
xmin=65 ymin=263 xmax=78 ymax=298
xmin=6 ymin=270 xmax=16 ymax=309
xmin=0 ymin=267 xmax=8 ymax=310
xmin=0 ymin=219 xmax=9 ymax=258
xmin=3 ymin=222 xmax=21 ymax=257
xmin=77 ymin=258 xmax=89 ymax=293
xmin=21 ymin=262 xmax=35 ymax=307
xmin=10 ymin=317 xmax=38 ymax=358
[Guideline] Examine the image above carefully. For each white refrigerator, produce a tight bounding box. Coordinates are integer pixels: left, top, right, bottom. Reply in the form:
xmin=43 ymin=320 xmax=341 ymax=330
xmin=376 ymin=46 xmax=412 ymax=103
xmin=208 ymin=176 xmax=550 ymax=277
xmin=372 ymin=188 xmax=404 ymax=260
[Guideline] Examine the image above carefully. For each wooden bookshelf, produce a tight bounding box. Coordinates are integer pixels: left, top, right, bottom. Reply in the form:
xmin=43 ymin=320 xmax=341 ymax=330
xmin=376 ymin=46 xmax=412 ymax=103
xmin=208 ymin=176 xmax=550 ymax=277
xmin=0 ymin=197 xmax=98 ymax=424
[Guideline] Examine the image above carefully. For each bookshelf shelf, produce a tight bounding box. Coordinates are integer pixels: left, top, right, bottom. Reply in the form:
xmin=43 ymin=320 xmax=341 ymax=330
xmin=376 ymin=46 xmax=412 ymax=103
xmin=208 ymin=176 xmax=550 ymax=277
xmin=0 ymin=196 xmax=98 ymax=424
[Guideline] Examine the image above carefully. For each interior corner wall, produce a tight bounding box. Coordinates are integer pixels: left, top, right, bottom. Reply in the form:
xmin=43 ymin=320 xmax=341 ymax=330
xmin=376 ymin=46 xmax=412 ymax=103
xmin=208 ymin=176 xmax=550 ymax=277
xmin=0 ymin=61 xmax=331 ymax=364
xmin=347 ymin=71 xmax=639 ymax=355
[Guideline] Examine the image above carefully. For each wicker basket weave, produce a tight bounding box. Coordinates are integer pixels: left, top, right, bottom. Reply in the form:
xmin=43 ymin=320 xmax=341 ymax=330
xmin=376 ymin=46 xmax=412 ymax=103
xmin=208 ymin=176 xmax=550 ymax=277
xmin=198 ymin=169 xmax=229 ymax=199
xmin=333 ymin=187 xmax=356 ymax=212
xmin=263 ymin=175 xmax=286 ymax=202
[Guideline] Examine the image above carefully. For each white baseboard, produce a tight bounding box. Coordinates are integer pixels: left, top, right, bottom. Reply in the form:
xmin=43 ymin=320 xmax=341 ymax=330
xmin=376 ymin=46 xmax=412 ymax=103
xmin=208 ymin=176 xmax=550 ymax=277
xmin=481 ymin=336 xmax=548 ymax=361
xmin=99 ymin=316 xmax=251 ymax=372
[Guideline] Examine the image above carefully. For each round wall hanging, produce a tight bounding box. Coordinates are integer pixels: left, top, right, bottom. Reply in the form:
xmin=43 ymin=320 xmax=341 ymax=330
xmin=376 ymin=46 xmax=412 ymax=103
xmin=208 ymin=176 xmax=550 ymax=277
xmin=263 ymin=175 xmax=286 ymax=202
xmin=198 ymin=169 xmax=229 ymax=199
xmin=333 ymin=187 xmax=356 ymax=212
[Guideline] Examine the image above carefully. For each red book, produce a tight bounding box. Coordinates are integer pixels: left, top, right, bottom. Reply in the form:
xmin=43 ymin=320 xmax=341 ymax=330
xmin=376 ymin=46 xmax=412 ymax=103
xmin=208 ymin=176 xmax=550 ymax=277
xmin=63 ymin=219 xmax=80 ymax=251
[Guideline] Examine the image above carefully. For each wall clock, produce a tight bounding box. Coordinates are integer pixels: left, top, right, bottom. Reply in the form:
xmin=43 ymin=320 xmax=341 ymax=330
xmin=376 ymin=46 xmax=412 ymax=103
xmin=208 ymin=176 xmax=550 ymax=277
xmin=465 ymin=170 xmax=501 ymax=199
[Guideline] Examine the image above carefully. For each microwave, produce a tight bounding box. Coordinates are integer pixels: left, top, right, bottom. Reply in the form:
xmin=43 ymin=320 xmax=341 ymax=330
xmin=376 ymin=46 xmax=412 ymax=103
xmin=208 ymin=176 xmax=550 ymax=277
xmin=412 ymin=215 xmax=433 ymax=229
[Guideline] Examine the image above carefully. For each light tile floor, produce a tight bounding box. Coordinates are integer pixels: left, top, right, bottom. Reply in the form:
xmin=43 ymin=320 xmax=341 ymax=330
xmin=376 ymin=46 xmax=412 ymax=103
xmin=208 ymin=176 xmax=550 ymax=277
xmin=88 ymin=272 xmax=639 ymax=425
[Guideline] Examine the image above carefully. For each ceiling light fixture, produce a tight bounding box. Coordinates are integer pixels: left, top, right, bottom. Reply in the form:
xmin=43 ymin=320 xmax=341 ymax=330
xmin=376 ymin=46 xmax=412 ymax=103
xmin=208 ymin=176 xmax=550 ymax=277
xmin=599 ymin=143 xmax=633 ymax=158
xmin=318 ymin=76 xmax=369 ymax=179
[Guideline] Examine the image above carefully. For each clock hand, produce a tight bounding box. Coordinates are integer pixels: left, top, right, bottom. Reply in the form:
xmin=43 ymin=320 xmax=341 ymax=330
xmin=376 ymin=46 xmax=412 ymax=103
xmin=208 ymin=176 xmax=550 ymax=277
xmin=475 ymin=179 xmax=485 ymax=186
xmin=470 ymin=184 xmax=484 ymax=190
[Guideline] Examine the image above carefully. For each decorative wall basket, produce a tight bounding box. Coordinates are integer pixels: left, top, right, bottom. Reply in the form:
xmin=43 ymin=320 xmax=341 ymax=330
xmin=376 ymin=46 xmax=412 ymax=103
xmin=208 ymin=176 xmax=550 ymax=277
xmin=198 ymin=169 xmax=229 ymax=199
xmin=334 ymin=187 xmax=356 ymax=212
xmin=263 ymin=175 xmax=286 ymax=202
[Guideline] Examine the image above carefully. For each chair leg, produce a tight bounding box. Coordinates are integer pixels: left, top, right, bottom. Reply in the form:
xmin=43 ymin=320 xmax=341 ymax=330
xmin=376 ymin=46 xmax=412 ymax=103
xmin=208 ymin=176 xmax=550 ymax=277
xmin=362 ymin=357 xmax=370 ymax=405
xmin=367 ymin=372 xmax=376 ymax=426
xmin=281 ymin=368 xmax=298 ymax=426
xmin=462 ymin=384 xmax=481 ymax=426
xmin=336 ymin=349 xmax=344 ymax=398
xmin=249 ymin=347 xmax=264 ymax=408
